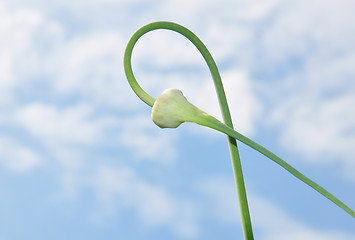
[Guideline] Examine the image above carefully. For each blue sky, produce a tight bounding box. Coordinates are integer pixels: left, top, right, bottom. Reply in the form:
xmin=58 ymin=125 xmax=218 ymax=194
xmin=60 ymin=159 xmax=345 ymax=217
xmin=0 ymin=0 xmax=355 ymax=239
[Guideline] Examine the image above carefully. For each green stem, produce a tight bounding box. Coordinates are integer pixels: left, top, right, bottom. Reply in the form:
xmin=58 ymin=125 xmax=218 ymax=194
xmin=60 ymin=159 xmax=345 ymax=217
xmin=195 ymin=114 xmax=355 ymax=219
xmin=124 ymin=21 xmax=254 ymax=239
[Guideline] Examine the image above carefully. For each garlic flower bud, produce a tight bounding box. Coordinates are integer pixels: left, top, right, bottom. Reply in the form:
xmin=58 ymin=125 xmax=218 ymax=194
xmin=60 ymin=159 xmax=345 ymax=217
xmin=151 ymin=88 xmax=202 ymax=128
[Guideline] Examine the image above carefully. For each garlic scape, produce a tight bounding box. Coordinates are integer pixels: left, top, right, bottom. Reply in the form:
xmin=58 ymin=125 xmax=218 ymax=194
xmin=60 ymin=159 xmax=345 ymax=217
xmin=124 ymin=21 xmax=354 ymax=240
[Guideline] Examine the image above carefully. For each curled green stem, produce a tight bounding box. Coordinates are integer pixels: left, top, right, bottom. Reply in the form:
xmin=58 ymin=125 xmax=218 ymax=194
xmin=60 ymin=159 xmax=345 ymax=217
xmin=124 ymin=21 xmax=254 ymax=239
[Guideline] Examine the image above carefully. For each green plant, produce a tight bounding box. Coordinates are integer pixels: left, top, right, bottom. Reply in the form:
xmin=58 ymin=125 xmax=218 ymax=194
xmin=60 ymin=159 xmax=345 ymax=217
xmin=124 ymin=21 xmax=355 ymax=239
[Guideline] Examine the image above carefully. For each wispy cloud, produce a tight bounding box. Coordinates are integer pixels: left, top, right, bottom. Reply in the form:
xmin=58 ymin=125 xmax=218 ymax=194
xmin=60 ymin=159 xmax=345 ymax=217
xmin=118 ymin=114 xmax=178 ymax=162
xmin=0 ymin=135 xmax=41 ymax=172
xmin=271 ymin=93 xmax=355 ymax=174
xmin=15 ymin=103 xmax=109 ymax=146
xmin=262 ymin=0 xmax=355 ymax=179
xmin=55 ymin=165 xmax=199 ymax=238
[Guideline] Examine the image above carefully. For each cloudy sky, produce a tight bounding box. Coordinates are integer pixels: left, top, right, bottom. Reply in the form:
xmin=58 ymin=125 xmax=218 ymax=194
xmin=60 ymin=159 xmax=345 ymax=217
xmin=0 ymin=0 xmax=355 ymax=239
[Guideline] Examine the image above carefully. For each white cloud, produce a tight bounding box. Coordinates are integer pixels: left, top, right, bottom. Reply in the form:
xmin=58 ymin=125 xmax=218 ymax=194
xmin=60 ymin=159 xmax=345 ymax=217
xmin=48 ymin=31 xmax=139 ymax=109
xmin=0 ymin=3 xmax=43 ymax=106
xmin=271 ymin=92 xmax=355 ymax=180
xmin=273 ymin=94 xmax=355 ymax=161
xmin=13 ymin=102 xmax=117 ymax=169
xmin=0 ymin=0 xmax=184 ymax=170
xmin=0 ymin=135 xmax=41 ymax=173
xmin=15 ymin=102 xmax=111 ymax=145
xmin=1 ymin=1 xmax=138 ymax=110
xmin=159 ymin=0 xmax=281 ymax=65
xmin=259 ymin=0 xmax=355 ymax=65
xmin=256 ymin=0 xmax=355 ymax=86
xmin=118 ymin=114 xmax=178 ymax=163
xmin=88 ymin=166 xmax=199 ymax=238
xmin=261 ymin=0 xmax=355 ymax=179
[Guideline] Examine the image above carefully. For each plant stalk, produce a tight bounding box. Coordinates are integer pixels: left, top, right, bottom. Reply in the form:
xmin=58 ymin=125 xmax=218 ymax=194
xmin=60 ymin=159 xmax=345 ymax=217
xmin=124 ymin=21 xmax=255 ymax=239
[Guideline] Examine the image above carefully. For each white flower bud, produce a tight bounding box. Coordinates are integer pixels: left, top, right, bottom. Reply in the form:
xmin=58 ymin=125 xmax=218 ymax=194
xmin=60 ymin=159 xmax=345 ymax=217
xmin=151 ymin=88 xmax=202 ymax=128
